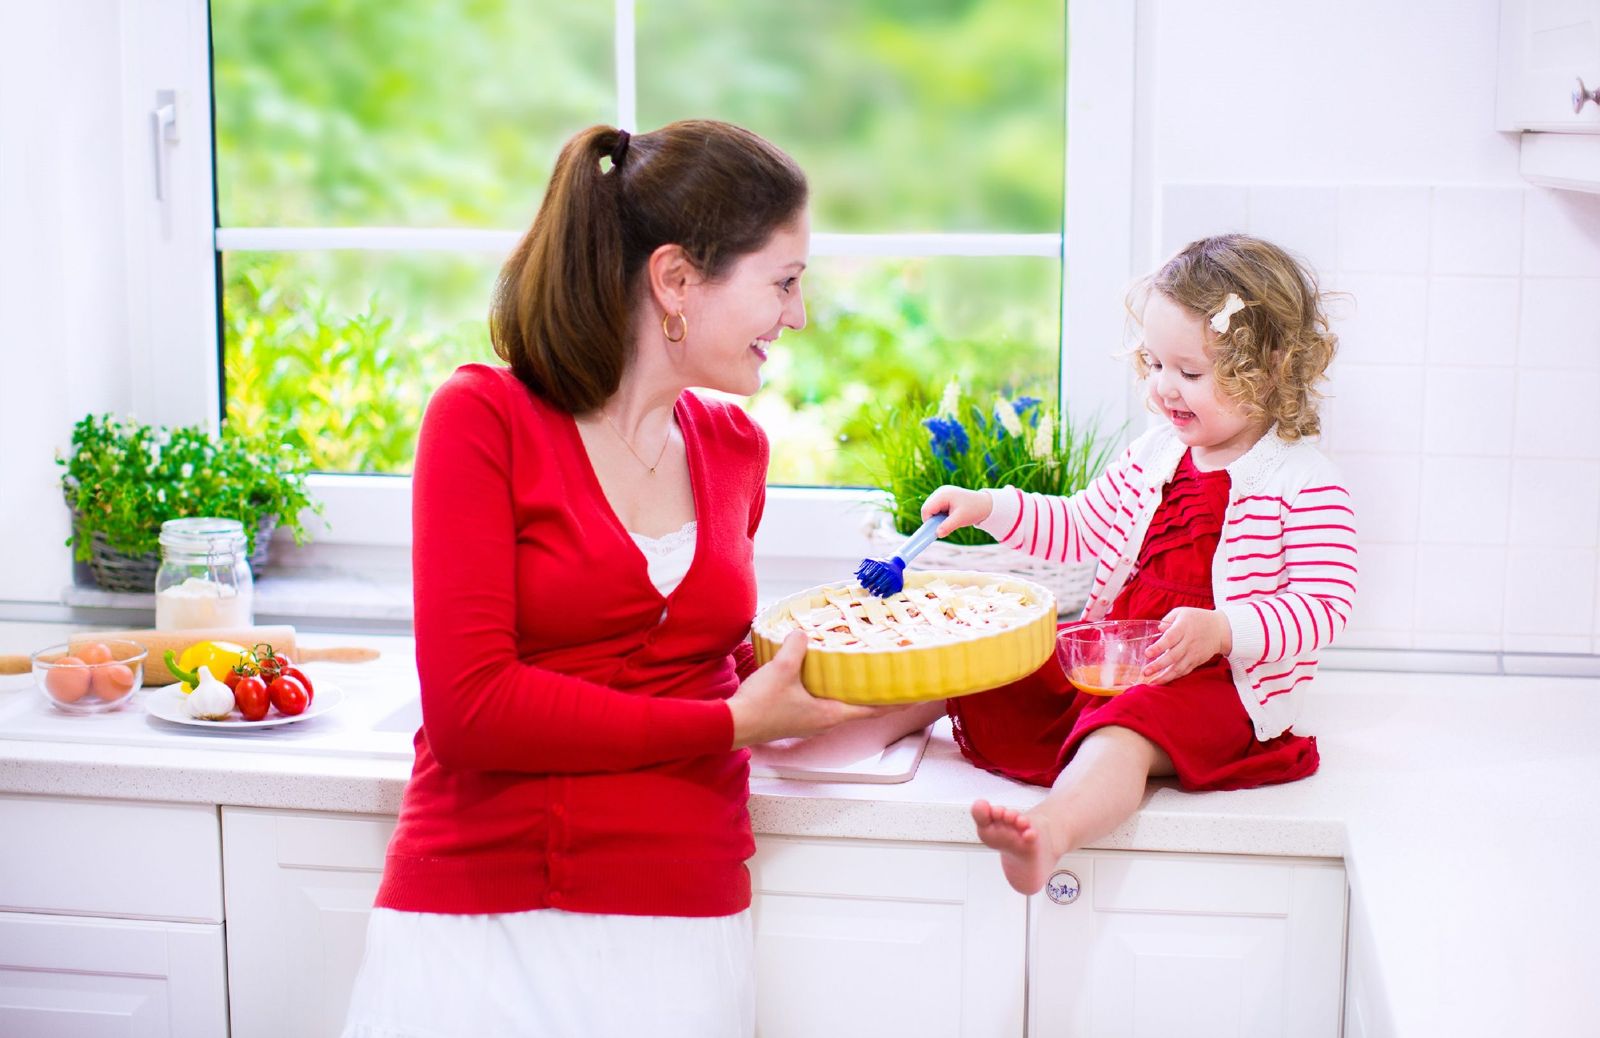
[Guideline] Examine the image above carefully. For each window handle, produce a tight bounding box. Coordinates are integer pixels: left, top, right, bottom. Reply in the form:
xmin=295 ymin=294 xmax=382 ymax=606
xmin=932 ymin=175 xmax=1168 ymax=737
xmin=150 ymin=89 xmax=178 ymax=201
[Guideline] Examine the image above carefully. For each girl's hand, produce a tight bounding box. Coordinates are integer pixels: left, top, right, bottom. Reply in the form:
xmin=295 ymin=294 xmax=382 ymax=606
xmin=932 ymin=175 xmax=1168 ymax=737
xmin=728 ymin=632 xmax=894 ymax=749
xmin=920 ymin=486 xmax=993 ymax=537
xmin=1142 ymin=608 xmax=1233 ymax=685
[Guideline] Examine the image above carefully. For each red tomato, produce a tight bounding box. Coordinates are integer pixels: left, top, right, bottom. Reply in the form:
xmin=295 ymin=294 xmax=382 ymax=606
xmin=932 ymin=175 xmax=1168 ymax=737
xmin=267 ymin=675 xmax=309 ymax=716
xmin=282 ymin=666 xmax=314 ymax=703
xmin=234 ymin=675 xmax=270 ymax=722
xmin=259 ymin=652 xmax=291 ymax=682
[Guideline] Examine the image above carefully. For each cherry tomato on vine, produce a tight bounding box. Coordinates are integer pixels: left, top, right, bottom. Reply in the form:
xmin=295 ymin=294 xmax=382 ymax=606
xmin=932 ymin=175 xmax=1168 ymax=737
xmin=234 ymin=675 xmax=270 ymax=722
xmin=282 ymin=666 xmax=314 ymax=703
xmin=256 ymin=649 xmax=291 ymax=683
xmin=268 ymin=674 xmax=309 ymax=717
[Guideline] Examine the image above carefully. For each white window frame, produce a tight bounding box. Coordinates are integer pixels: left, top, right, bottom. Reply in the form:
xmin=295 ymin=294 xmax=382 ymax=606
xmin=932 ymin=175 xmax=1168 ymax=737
xmin=122 ymin=0 xmax=1138 ymax=585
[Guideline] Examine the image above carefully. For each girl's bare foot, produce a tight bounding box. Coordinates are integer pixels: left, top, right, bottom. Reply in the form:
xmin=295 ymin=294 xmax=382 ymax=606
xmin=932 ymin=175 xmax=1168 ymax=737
xmin=971 ymin=799 xmax=1062 ymax=895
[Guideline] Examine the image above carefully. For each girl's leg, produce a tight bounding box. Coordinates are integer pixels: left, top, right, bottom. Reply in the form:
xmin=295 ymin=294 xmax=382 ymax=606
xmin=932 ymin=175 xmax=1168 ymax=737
xmin=972 ymin=725 xmax=1175 ymax=895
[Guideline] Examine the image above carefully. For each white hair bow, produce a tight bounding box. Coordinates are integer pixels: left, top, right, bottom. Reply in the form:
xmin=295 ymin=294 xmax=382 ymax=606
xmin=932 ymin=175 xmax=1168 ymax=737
xmin=1209 ymin=293 xmax=1246 ymax=334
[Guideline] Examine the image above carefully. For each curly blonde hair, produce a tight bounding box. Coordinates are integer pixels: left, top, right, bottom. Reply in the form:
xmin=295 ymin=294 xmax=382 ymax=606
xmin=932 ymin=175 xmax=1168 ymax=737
xmin=1128 ymin=234 xmax=1337 ymax=441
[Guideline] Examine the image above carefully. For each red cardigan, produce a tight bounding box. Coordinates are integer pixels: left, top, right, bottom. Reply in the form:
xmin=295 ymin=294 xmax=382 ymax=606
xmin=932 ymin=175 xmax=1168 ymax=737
xmin=375 ymin=364 xmax=767 ymax=917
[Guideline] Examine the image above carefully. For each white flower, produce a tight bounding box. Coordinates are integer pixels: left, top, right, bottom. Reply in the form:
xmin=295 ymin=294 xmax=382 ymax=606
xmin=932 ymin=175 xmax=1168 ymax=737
xmin=1210 ymin=293 xmax=1246 ymax=334
xmin=938 ymin=378 xmax=962 ymax=418
xmin=1030 ymin=412 xmax=1056 ymax=463
xmin=995 ymin=396 xmax=1024 ymax=437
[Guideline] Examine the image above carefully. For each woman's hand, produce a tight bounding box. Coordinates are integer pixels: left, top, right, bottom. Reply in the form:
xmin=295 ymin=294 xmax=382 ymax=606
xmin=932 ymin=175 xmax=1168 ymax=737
xmin=728 ymin=632 xmax=893 ymax=749
xmin=1142 ymin=607 xmax=1232 ymax=685
xmin=920 ymin=486 xmax=993 ymax=537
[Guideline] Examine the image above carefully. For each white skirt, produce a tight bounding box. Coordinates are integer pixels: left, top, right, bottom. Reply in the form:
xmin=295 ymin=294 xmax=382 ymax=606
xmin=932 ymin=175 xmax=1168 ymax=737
xmin=342 ymin=906 xmax=755 ymax=1038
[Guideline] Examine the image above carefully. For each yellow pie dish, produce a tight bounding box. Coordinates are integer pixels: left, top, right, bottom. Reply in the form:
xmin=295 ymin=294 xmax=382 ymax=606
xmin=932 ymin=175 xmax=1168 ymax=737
xmin=749 ymin=570 xmax=1058 ymax=705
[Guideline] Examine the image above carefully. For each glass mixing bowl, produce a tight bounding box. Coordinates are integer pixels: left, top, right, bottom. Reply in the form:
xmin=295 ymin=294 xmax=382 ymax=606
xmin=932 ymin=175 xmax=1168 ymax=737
xmin=1055 ymin=620 xmax=1164 ymax=696
xmin=31 ymin=639 xmax=148 ymax=714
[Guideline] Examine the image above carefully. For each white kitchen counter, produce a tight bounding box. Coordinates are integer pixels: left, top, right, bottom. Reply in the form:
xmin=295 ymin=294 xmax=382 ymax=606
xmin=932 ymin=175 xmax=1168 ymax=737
xmin=0 ymin=620 xmax=1595 ymax=1036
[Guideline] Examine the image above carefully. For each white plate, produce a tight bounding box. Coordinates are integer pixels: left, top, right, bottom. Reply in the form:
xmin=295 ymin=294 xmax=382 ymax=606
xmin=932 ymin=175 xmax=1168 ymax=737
xmin=146 ymin=682 xmax=344 ymax=729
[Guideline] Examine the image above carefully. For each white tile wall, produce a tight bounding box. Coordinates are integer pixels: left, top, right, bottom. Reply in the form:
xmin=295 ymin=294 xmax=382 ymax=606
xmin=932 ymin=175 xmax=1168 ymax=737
xmin=1158 ymin=182 xmax=1600 ymax=657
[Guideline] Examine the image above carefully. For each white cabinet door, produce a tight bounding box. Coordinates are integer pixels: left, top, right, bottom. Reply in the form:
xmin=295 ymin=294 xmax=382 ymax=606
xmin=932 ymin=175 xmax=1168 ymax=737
xmin=750 ymin=835 xmax=1026 ymax=1038
xmin=1027 ymin=851 xmax=1346 ymax=1038
xmin=0 ymin=794 xmax=223 ymax=922
xmin=0 ymin=910 xmax=227 ymax=1037
xmin=221 ymin=807 xmax=394 ymax=1038
xmin=1497 ymin=0 xmax=1600 ymax=131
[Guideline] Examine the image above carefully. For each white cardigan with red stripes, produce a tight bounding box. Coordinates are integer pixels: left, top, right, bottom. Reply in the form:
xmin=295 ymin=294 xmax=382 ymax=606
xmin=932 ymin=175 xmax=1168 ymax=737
xmin=978 ymin=424 xmax=1358 ymax=741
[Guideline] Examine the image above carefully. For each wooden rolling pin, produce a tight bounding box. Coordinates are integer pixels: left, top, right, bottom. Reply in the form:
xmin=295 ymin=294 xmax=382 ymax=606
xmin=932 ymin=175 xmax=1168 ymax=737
xmin=0 ymin=625 xmax=381 ymax=684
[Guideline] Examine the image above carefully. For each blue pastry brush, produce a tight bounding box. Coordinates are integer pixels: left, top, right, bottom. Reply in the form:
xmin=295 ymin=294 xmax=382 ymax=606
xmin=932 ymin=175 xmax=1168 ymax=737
xmin=856 ymin=512 xmax=948 ymax=598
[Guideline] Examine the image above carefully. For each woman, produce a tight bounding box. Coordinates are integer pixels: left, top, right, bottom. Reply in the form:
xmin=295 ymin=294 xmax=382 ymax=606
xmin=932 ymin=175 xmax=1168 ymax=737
xmin=343 ymin=120 xmax=888 ymax=1037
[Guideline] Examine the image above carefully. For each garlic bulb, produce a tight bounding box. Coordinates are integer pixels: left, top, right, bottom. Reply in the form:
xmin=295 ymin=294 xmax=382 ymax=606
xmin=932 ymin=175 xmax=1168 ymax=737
xmin=186 ymin=667 xmax=236 ymax=721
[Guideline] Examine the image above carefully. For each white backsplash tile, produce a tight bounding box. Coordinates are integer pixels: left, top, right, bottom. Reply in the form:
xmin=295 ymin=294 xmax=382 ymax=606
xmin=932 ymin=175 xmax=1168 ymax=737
xmin=1424 ymin=277 xmax=1519 ymax=367
xmin=1522 ymin=189 xmax=1600 ymax=278
xmin=1247 ymin=186 xmax=1340 ymax=274
xmin=1322 ymin=363 xmax=1425 ymax=453
xmin=1513 ymin=369 xmax=1600 ymax=459
xmin=1430 ymin=187 xmax=1523 ymax=277
xmin=1343 ymin=542 xmax=1416 ymax=643
xmin=1422 ymin=366 xmax=1517 ymax=456
xmin=1503 ymin=547 xmax=1597 ymax=639
xmin=1518 ymin=278 xmax=1600 ymax=370
xmin=1158 ymin=181 xmax=1600 ymax=658
xmin=1418 ymin=455 xmax=1510 ymax=545
xmin=1414 ymin=544 xmax=1507 ymax=641
xmin=1159 ymin=184 xmax=1249 ymax=259
xmin=1508 ymin=458 xmax=1600 ymax=548
xmin=1333 ymin=451 xmax=1421 ymax=543
xmin=1330 ymin=273 xmax=1427 ymax=365
xmin=1338 ymin=186 xmax=1430 ymax=273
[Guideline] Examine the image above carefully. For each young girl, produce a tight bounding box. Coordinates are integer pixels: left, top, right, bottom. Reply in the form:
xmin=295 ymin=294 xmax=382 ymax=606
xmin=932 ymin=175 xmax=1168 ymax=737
xmin=921 ymin=234 xmax=1357 ymax=896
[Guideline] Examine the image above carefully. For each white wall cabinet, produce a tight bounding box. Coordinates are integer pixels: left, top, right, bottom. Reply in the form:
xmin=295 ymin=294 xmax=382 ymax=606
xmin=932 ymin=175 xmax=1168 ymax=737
xmin=0 ymin=794 xmax=228 ymax=1037
xmin=1497 ymin=0 xmax=1600 ymax=191
xmin=1027 ymin=851 xmax=1346 ymax=1038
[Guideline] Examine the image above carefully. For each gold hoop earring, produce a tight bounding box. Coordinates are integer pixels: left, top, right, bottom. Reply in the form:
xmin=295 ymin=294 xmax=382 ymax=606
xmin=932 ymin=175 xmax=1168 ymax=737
xmin=662 ymin=311 xmax=688 ymax=343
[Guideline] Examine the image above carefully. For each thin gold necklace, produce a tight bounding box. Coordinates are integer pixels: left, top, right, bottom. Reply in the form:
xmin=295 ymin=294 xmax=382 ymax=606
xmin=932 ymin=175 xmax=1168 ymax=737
xmin=600 ymin=410 xmax=672 ymax=475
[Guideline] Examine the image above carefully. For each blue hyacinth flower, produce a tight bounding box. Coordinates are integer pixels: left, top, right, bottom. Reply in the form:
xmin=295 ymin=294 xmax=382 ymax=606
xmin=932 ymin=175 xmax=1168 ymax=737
xmin=923 ymin=416 xmax=970 ymax=472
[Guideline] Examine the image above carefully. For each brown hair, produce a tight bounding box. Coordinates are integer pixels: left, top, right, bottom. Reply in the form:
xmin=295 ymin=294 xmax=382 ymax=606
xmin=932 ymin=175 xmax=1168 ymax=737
xmin=490 ymin=120 xmax=808 ymax=413
xmin=1128 ymin=234 xmax=1338 ymax=440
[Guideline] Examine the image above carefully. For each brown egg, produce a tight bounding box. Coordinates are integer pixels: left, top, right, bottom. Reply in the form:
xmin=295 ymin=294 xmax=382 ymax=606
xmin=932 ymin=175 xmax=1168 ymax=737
xmin=45 ymin=657 xmax=91 ymax=703
xmin=91 ymin=664 xmax=136 ymax=701
xmin=75 ymin=642 xmax=114 ymax=665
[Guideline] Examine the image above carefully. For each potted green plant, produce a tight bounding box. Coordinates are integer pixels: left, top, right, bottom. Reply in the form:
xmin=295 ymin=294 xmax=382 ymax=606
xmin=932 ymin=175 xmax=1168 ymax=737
xmin=58 ymin=414 xmax=321 ymax=593
xmin=860 ymin=380 xmax=1119 ymax=614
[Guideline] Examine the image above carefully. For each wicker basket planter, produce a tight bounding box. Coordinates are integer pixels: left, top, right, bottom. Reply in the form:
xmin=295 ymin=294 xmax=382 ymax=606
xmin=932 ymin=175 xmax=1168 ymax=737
xmin=75 ymin=513 xmax=276 ymax=594
xmin=863 ymin=514 xmax=1096 ymax=617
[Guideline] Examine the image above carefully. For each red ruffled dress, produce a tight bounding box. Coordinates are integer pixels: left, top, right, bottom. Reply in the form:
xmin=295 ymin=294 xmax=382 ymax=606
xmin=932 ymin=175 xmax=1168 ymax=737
xmin=947 ymin=451 xmax=1319 ymax=791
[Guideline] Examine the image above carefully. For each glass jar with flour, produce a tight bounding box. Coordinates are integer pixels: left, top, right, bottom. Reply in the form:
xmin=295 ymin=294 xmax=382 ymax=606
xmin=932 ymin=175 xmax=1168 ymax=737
xmin=154 ymin=518 xmax=255 ymax=630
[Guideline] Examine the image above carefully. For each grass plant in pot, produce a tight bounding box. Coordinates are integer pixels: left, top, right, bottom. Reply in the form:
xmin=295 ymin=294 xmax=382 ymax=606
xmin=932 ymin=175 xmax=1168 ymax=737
xmin=860 ymin=379 xmax=1119 ymax=616
xmin=58 ymin=414 xmax=321 ymax=593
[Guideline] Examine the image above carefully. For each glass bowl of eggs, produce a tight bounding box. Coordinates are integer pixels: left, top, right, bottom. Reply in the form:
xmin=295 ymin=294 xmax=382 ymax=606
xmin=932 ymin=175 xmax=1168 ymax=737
xmin=1055 ymin=620 xmax=1164 ymax=696
xmin=31 ymin=639 xmax=148 ymax=714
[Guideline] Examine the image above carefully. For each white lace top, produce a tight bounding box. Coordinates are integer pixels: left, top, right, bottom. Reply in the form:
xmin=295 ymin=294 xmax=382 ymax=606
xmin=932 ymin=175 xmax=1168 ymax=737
xmin=628 ymin=520 xmax=697 ymax=597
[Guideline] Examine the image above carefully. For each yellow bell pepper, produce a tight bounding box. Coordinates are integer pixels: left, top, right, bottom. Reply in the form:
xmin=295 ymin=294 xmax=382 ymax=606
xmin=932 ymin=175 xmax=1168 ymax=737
xmin=165 ymin=640 xmax=249 ymax=693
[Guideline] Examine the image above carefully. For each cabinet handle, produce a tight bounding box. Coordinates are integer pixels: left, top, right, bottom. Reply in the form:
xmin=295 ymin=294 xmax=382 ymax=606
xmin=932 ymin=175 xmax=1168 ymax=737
xmin=1575 ymin=77 xmax=1600 ymax=115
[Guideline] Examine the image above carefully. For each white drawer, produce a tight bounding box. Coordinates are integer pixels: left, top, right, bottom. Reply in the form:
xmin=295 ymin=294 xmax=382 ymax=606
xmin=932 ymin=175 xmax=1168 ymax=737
xmin=0 ymin=794 xmax=222 ymax=923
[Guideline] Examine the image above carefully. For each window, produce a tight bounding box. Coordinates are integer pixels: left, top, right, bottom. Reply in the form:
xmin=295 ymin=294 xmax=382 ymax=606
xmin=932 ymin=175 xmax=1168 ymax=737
xmin=210 ymin=0 xmax=1066 ymax=486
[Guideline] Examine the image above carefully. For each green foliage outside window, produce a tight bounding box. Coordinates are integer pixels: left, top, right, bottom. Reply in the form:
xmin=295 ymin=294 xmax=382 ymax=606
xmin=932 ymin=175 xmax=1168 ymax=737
xmin=212 ymin=0 xmax=1067 ymax=485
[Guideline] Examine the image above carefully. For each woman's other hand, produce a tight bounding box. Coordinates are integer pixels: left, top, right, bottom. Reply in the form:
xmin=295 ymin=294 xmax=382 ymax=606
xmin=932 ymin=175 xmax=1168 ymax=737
xmin=920 ymin=486 xmax=993 ymax=537
xmin=1141 ymin=607 xmax=1233 ymax=685
xmin=728 ymin=632 xmax=892 ymax=749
